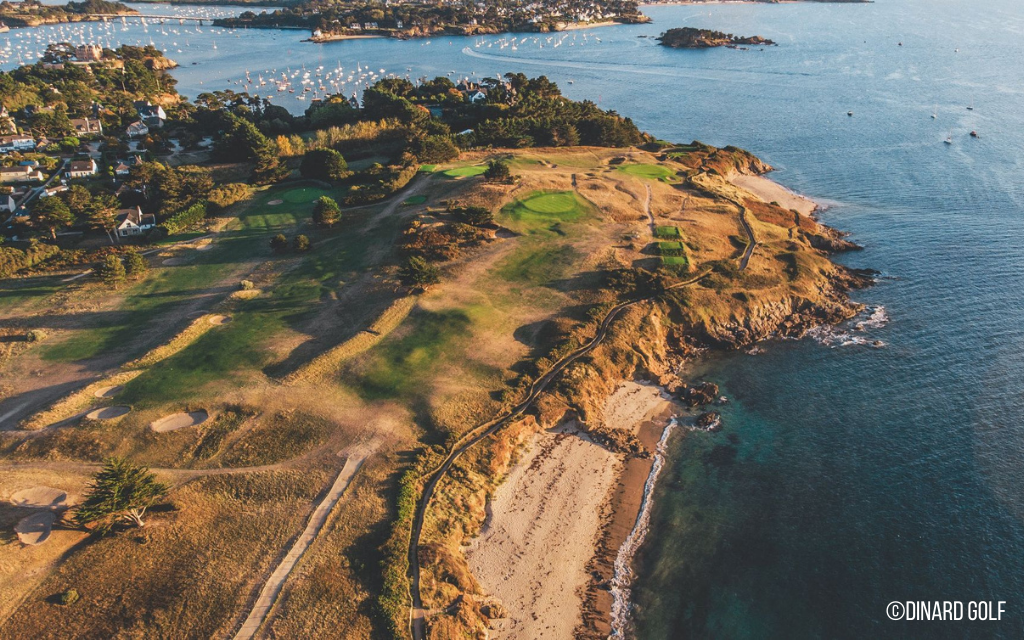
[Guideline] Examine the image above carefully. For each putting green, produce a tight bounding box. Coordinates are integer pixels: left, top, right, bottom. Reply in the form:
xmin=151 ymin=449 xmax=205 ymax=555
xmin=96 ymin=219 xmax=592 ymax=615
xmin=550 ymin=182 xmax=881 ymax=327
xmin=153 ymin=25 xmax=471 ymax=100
xmin=444 ymin=165 xmax=488 ymax=178
xmin=617 ymin=163 xmax=676 ymax=181
xmin=503 ymin=191 xmax=591 ymax=228
xmin=281 ymin=187 xmax=326 ymax=204
xmin=403 ymin=195 xmax=427 ymax=205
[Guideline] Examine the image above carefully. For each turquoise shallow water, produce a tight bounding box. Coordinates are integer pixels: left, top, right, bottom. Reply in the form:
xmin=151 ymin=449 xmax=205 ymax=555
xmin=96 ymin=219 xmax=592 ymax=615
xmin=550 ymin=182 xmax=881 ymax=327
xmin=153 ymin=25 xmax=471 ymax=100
xmin=8 ymin=0 xmax=1024 ymax=635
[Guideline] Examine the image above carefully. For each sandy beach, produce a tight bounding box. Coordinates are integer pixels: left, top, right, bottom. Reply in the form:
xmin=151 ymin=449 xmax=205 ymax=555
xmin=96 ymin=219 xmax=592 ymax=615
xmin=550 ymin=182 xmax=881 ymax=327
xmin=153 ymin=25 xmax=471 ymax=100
xmin=730 ymin=173 xmax=819 ymax=216
xmin=465 ymin=381 xmax=673 ymax=637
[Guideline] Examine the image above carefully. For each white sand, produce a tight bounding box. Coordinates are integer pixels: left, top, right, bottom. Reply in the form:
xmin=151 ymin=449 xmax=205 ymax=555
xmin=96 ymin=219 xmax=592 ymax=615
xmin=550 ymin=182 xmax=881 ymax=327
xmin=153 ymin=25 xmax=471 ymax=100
xmin=603 ymin=380 xmax=671 ymax=432
xmin=730 ymin=173 xmax=818 ymax=216
xmin=92 ymin=385 xmax=123 ymax=398
xmin=151 ymin=410 xmax=209 ymax=433
xmin=85 ymin=406 xmax=131 ymax=420
xmin=465 ymin=423 xmax=619 ymax=638
xmin=267 ymin=199 xmax=284 ymax=206
xmin=10 ymin=487 xmax=67 ymax=509
xmin=208 ymin=315 xmax=232 ymax=325
xmin=162 ymin=257 xmax=188 ymax=266
xmin=15 ymin=512 xmax=55 ymax=546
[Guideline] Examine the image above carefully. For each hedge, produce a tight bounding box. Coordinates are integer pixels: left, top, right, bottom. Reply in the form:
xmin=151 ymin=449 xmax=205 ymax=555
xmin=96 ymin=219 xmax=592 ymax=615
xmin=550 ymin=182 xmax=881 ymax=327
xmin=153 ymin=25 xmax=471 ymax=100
xmin=158 ymin=202 xmax=208 ymax=236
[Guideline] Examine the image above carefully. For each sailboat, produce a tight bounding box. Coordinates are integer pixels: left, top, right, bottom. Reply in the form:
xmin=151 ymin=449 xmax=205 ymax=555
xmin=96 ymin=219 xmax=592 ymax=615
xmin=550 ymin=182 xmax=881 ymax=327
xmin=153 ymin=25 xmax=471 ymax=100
xmin=931 ymin=105 xmax=937 ymax=119
xmin=944 ymin=130 xmax=953 ymax=145
xmin=967 ymin=98 xmax=974 ymax=111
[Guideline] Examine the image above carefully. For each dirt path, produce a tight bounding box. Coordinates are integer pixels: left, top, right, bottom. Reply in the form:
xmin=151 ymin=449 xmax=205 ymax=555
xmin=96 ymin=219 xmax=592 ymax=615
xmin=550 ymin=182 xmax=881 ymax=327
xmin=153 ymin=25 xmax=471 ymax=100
xmin=644 ymin=184 xmax=655 ymax=236
xmin=408 ymin=270 xmax=710 ymax=639
xmin=737 ymin=205 xmax=757 ymax=271
xmin=232 ymin=453 xmax=366 ymax=640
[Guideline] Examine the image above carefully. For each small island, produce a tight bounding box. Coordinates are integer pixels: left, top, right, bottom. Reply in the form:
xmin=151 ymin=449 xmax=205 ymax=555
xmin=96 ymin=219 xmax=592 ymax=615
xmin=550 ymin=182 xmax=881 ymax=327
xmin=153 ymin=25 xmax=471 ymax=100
xmin=657 ymin=27 xmax=775 ymax=49
xmin=0 ymin=0 xmax=137 ymax=28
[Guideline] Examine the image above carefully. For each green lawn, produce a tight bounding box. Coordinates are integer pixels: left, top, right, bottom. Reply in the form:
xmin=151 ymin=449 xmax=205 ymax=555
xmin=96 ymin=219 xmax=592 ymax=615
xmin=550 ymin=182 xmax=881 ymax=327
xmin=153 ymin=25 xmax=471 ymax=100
xmin=655 ymin=241 xmax=686 ymax=255
xmin=654 ymin=226 xmax=682 ymax=239
xmin=617 ymin=163 xmax=677 ymax=182
xmin=403 ymin=195 xmax=427 ymax=206
xmin=659 ymin=255 xmax=690 ymax=270
xmin=281 ymin=186 xmax=329 ymax=205
xmin=418 ymin=164 xmax=437 ymax=173
xmin=443 ymin=165 xmax=488 ymax=178
xmin=354 ymin=309 xmax=472 ymax=400
xmin=501 ymin=191 xmax=593 ymax=233
xmin=495 ymin=244 xmax=579 ymax=285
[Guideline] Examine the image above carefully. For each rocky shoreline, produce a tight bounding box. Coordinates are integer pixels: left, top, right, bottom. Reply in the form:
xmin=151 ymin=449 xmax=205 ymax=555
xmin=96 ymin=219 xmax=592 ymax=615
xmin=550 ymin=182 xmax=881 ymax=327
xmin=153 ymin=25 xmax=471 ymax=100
xmin=658 ymin=26 xmax=776 ymax=49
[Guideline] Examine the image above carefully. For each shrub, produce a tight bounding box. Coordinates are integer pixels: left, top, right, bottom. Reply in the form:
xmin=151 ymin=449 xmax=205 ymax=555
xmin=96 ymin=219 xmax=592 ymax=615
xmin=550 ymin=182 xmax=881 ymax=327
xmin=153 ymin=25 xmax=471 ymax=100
xmin=452 ymin=205 xmax=493 ymax=226
xmin=483 ymin=159 xmax=512 ymax=184
xmin=293 ymin=234 xmax=311 ymax=252
xmin=300 ymin=148 xmax=349 ymax=182
xmin=57 ymin=589 xmax=79 ymax=606
xmin=240 ymin=279 xmax=255 ymax=290
xmin=0 ymin=243 xmax=61 ymax=277
xmin=311 ymin=196 xmax=341 ymax=227
xmin=158 ymin=202 xmax=207 ymax=236
xmin=98 ymin=254 xmax=126 ymax=286
xmin=207 ymin=183 xmax=251 ymax=211
xmin=269 ymin=234 xmax=288 ymax=251
xmin=123 ymin=249 xmax=147 ymax=279
xmin=399 ymin=255 xmax=441 ymax=286
xmin=26 ymin=329 xmax=47 ymax=343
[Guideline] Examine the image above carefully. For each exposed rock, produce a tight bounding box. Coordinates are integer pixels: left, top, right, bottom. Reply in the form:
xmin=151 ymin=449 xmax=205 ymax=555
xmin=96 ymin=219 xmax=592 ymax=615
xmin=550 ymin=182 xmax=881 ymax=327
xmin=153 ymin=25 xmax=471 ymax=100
xmin=695 ymin=411 xmax=723 ymax=431
xmin=658 ymin=27 xmax=775 ymax=49
xmin=681 ymin=382 xmax=719 ymax=407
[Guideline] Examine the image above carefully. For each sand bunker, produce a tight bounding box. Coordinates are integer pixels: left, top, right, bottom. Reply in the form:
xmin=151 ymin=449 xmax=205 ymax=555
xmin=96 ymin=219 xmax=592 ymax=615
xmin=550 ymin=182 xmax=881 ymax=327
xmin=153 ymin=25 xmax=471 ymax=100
xmin=208 ymin=315 xmax=232 ymax=325
xmin=162 ymin=257 xmax=187 ymax=266
xmin=195 ymin=240 xmax=214 ymax=251
xmin=10 ymin=486 xmax=67 ymax=509
xmin=93 ymin=385 xmax=123 ymax=398
xmin=151 ymin=410 xmax=209 ymax=433
xmin=267 ymin=199 xmax=284 ymax=206
xmin=85 ymin=406 xmax=131 ymax=421
xmin=15 ymin=512 xmax=56 ymax=546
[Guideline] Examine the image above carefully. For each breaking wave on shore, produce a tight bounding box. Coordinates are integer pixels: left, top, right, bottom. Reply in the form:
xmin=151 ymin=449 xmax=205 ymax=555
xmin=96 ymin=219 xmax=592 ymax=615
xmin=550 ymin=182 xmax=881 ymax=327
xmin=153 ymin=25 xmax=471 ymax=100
xmin=609 ymin=417 xmax=679 ymax=638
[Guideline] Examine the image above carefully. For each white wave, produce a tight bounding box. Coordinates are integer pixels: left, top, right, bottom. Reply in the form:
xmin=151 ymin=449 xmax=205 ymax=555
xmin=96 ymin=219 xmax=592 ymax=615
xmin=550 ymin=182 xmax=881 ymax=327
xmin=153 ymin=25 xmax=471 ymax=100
xmin=609 ymin=417 xmax=678 ymax=639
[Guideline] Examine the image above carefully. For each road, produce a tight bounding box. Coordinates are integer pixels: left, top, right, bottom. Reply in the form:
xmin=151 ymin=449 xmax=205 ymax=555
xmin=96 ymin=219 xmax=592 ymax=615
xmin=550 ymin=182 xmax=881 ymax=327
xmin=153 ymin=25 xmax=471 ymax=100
xmin=407 ymin=270 xmax=710 ymax=639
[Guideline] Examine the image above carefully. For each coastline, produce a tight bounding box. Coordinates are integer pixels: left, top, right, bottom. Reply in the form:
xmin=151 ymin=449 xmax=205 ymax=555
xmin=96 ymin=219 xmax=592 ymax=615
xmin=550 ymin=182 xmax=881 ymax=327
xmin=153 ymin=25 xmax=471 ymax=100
xmin=464 ymin=381 xmax=673 ymax=637
xmin=730 ymin=171 xmax=819 ymax=216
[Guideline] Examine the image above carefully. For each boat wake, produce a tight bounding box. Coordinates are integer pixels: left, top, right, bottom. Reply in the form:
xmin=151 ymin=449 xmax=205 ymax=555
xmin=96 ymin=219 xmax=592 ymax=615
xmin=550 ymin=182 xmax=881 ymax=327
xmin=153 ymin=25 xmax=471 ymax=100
xmin=609 ymin=417 xmax=678 ymax=639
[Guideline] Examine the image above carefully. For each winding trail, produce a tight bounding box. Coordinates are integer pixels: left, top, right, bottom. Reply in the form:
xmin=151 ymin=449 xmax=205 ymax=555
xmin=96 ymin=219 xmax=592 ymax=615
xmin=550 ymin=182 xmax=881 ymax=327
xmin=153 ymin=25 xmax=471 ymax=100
xmin=408 ymin=270 xmax=709 ymax=639
xmin=233 ymin=454 xmax=366 ymax=640
xmin=737 ymin=205 xmax=757 ymax=270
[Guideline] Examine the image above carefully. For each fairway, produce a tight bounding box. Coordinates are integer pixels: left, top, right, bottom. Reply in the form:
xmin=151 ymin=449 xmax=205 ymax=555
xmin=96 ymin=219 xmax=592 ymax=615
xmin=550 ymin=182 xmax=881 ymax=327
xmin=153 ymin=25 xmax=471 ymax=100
xmin=281 ymin=187 xmax=326 ymax=204
xmin=617 ymin=163 xmax=676 ymax=182
xmin=443 ymin=165 xmax=488 ymax=178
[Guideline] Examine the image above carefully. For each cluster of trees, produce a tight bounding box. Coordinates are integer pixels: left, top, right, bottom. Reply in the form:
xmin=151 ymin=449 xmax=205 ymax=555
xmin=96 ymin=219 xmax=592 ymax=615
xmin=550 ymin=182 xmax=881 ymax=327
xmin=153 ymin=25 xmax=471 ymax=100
xmin=270 ymin=233 xmax=311 ymax=252
xmin=30 ymin=186 xmax=120 ymax=242
xmin=214 ymin=0 xmax=646 ymax=37
xmin=98 ymin=248 xmax=147 ymax=286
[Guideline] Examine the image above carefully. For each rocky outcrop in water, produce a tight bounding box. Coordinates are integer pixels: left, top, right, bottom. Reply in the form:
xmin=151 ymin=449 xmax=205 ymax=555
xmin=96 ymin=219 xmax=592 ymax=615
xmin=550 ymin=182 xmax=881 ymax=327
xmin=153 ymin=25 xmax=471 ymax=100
xmin=681 ymin=382 xmax=719 ymax=407
xmin=658 ymin=27 xmax=775 ymax=49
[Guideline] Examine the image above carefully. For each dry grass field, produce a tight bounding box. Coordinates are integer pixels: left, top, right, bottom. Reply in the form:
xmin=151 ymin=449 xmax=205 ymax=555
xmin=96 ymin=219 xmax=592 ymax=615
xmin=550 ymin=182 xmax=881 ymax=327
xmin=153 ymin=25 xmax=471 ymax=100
xmin=0 ymin=144 xmax=861 ymax=639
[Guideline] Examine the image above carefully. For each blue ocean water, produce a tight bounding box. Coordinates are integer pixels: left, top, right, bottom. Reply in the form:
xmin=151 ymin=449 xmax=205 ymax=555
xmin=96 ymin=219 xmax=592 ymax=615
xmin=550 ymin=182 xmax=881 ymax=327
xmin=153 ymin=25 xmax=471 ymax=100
xmin=7 ymin=0 xmax=1024 ymax=635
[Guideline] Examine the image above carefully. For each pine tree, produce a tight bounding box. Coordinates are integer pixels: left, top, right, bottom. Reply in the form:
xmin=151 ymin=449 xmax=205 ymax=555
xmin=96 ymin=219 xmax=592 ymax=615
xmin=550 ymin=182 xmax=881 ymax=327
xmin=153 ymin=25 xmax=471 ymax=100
xmin=99 ymin=254 xmax=126 ymax=286
xmin=75 ymin=457 xmax=168 ymax=534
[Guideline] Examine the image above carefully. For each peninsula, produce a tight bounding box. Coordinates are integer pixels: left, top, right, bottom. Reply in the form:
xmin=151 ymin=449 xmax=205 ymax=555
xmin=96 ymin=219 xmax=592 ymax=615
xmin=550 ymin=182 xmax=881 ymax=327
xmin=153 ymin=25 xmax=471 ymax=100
xmin=658 ymin=27 xmax=775 ymax=49
xmin=0 ymin=46 xmax=870 ymax=640
xmin=0 ymin=0 xmax=136 ymax=27
xmin=214 ymin=0 xmax=649 ymax=39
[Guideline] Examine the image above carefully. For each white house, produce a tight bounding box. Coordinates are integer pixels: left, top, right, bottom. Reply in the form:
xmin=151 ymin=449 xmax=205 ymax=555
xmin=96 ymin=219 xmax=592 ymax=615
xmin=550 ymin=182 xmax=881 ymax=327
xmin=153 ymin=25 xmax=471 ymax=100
xmin=0 ymin=165 xmax=44 ymax=183
xmin=70 ymin=117 xmax=103 ymax=136
xmin=0 ymin=193 xmax=15 ymax=213
xmin=126 ymin=120 xmax=149 ymax=138
xmin=67 ymin=159 xmax=98 ymax=179
xmin=0 ymin=135 xmax=37 ymax=153
xmin=466 ymin=89 xmax=488 ymax=103
xmin=116 ymin=206 xmax=157 ymax=236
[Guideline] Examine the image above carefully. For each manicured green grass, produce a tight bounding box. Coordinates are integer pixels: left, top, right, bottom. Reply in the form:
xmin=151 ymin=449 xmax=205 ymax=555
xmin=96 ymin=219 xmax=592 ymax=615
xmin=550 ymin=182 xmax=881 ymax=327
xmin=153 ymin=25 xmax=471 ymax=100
xmin=418 ymin=164 xmax=437 ymax=173
xmin=403 ymin=195 xmax=427 ymax=206
xmin=654 ymin=225 xmax=682 ymax=239
xmin=282 ymin=187 xmax=328 ymax=204
xmin=495 ymin=244 xmax=579 ymax=285
xmin=355 ymin=309 xmax=472 ymax=400
xmin=501 ymin=191 xmax=593 ymax=233
xmin=659 ymin=255 xmax=690 ymax=269
xmin=443 ymin=165 xmax=487 ymax=178
xmin=617 ymin=163 xmax=677 ymax=182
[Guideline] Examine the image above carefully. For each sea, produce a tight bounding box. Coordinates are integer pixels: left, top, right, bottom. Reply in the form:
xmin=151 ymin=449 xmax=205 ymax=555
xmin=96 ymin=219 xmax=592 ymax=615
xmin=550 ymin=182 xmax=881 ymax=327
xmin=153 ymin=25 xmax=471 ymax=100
xmin=7 ymin=0 xmax=1024 ymax=637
